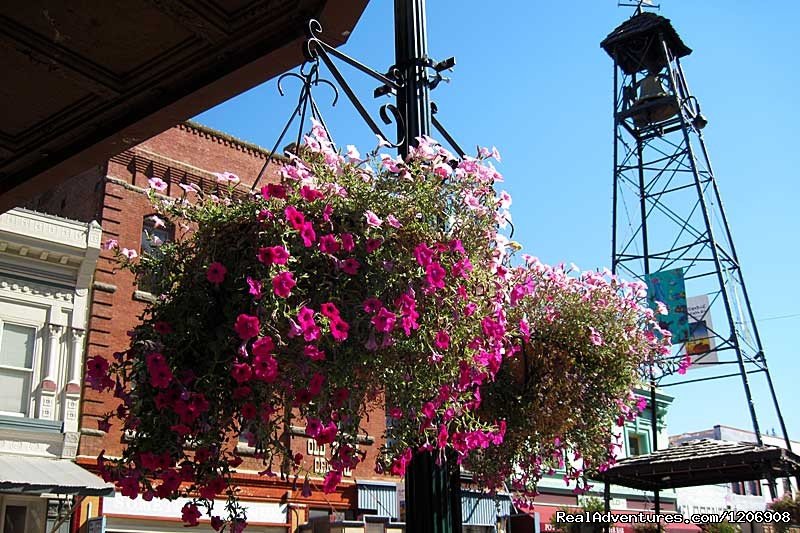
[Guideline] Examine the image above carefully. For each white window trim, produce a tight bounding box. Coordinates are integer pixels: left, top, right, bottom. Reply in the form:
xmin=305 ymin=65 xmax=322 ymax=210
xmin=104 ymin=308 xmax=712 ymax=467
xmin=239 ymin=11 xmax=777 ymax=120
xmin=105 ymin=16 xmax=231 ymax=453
xmin=0 ymin=316 xmax=44 ymax=419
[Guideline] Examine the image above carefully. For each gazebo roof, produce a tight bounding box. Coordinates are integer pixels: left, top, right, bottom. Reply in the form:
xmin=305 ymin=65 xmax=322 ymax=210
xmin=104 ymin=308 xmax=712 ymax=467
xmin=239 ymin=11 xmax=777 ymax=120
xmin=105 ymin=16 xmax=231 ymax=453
xmin=593 ymin=439 xmax=800 ymax=491
xmin=601 ymin=12 xmax=692 ymax=75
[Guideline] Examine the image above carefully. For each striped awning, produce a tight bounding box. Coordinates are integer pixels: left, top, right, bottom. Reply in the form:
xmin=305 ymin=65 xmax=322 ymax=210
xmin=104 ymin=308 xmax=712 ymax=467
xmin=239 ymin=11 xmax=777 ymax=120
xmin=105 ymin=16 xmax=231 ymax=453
xmin=0 ymin=455 xmax=113 ymax=496
xmin=357 ymin=481 xmax=399 ymax=519
xmin=462 ymin=490 xmax=513 ymax=526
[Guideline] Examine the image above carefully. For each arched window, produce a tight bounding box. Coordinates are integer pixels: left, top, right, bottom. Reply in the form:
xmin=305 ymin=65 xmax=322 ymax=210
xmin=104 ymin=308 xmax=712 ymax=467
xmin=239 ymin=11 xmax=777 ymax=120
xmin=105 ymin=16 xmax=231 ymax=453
xmin=139 ymin=215 xmax=174 ymax=294
xmin=141 ymin=214 xmax=173 ymax=256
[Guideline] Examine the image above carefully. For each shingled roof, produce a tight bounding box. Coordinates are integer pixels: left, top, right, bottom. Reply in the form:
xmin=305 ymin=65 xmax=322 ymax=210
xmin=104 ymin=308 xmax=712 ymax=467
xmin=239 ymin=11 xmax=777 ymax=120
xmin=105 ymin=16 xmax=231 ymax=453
xmin=601 ymin=12 xmax=692 ymax=75
xmin=593 ymin=439 xmax=800 ymax=491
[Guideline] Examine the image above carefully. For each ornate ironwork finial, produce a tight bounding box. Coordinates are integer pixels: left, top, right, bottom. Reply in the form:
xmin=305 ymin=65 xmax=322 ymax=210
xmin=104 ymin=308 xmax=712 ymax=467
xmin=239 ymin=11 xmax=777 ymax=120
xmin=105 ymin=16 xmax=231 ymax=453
xmin=618 ymin=0 xmax=660 ymax=15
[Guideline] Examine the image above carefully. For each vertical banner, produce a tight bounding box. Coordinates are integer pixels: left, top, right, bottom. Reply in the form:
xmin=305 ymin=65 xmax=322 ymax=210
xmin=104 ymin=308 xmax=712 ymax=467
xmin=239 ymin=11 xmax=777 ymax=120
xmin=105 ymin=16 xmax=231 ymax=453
xmin=646 ymin=268 xmax=689 ymax=343
xmin=685 ymin=294 xmax=717 ymax=367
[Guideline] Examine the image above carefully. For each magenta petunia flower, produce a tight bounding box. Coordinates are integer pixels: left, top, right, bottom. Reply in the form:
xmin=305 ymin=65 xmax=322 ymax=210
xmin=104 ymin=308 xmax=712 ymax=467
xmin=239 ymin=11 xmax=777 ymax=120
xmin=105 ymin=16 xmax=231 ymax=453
xmin=365 ymin=238 xmax=383 ymax=253
xmin=246 ymin=276 xmax=263 ymax=299
xmin=413 ymin=243 xmax=435 ymax=267
xmin=363 ymin=297 xmax=382 ymax=314
xmin=252 ymin=354 xmax=278 ymax=382
xmin=234 ymin=313 xmax=260 ymax=340
xmin=330 ymin=317 xmax=349 ymax=342
xmin=425 ymin=262 xmax=447 ymax=290
xmin=300 ymin=222 xmax=316 ymax=247
xmin=300 ymin=185 xmax=324 ymax=202
xmin=372 ymin=307 xmax=396 ymax=333
xmin=304 ymin=344 xmax=326 ymax=361
xmin=319 ymin=234 xmax=340 ymax=254
xmin=340 ymin=258 xmax=360 ymax=275
xmin=206 ymin=262 xmax=227 ymax=285
xmin=284 ymin=205 xmax=306 ymax=230
xmin=340 ymin=233 xmax=355 ymax=252
xmin=320 ymin=302 xmax=340 ymax=319
xmin=252 ymin=336 xmax=275 ymax=357
xmin=261 ymin=183 xmax=287 ymax=199
xmin=231 ymin=363 xmax=252 ymax=384
xmin=434 ymin=330 xmax=450 ymax=350
xmin=257 ymin=245 xmax=289 ymax=266
xmin=297 ymin=306 xmax=316 ymax=328
xmin=272 ymin=271 xmax=296 ymax=298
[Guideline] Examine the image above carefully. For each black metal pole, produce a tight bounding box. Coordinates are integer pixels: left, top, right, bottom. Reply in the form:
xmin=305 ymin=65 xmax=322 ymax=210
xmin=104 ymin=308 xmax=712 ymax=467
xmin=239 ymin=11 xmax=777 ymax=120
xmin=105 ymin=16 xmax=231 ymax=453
xmin=395 ymin=0 xmax=460 ymax=531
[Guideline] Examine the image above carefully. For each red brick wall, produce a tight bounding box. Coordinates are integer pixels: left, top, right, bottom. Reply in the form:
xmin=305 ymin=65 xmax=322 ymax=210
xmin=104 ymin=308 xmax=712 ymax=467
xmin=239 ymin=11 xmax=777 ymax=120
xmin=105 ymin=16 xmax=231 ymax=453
xmin=75 ymin=123 xmax=396 ymax=509
xmin=23 ymin=165 xmax=106 ymax=223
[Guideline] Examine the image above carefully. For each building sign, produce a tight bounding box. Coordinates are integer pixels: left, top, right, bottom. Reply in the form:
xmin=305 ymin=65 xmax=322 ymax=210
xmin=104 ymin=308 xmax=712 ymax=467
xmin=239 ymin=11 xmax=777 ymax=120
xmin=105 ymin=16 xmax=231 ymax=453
xmin=646 ymin=268 xmax=689 ymax=343
xmin=685 ymin=295 xmax=717 ymax=368
xmin=87 ymin=517 xmax=106 ymax=533
xmin=306 ymin=440 xmax=352 ymax=477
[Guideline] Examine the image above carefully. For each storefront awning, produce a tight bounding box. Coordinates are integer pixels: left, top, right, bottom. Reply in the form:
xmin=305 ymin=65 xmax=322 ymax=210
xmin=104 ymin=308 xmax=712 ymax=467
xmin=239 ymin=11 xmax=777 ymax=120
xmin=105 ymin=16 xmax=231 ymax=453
xmin=0 ymin=455 xmax=114 ymax=496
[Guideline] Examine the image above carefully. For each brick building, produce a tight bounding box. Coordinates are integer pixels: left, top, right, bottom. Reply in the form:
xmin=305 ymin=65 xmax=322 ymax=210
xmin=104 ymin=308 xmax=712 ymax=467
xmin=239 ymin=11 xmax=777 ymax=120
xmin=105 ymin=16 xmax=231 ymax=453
xmin=26 ymin=122 xmax=405 ymax=532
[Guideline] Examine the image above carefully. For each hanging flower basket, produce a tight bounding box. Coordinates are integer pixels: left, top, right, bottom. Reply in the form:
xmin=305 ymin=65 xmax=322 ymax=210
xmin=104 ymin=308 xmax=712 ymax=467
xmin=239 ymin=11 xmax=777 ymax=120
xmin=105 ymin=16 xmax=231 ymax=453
xmin=89 ymin=128 xmax=514 ymax=529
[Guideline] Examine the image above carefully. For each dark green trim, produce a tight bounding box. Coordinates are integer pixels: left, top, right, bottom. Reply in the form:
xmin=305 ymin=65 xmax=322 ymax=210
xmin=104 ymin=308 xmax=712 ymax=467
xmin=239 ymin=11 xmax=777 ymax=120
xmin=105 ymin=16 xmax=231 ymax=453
xmin=0 ymin=415 xmax=62 ymax=433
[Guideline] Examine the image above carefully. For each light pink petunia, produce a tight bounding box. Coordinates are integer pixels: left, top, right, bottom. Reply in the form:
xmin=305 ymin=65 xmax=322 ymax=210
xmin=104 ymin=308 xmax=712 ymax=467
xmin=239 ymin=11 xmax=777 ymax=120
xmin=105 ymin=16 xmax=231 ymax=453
xmin=121 ymin=248 xmax=138 ymax=260
xmin=364 ymin=210 xmax=383 ymax=228
xmin=148 ymin=177 xmax=168 ymax=192
xmin=386 ymin=214 xmax=402 ymax=228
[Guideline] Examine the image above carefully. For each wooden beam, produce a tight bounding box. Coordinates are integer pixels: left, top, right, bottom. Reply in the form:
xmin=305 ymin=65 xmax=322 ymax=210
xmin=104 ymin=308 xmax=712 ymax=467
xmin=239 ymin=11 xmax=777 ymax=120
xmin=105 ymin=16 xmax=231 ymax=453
xmin=0 ymin=15 xmax=120 ymax=97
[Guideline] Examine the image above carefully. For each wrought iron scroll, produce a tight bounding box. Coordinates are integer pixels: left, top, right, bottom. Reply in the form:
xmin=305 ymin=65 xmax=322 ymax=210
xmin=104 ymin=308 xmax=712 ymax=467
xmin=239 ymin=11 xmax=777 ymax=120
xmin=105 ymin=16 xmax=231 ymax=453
xmin=252 ymin=19 xmax=465 ymax=190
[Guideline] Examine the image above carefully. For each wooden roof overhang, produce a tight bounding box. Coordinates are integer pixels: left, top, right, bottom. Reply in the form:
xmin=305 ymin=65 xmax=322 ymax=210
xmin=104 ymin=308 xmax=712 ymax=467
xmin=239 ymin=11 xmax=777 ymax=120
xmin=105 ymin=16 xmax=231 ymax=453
xmin=0 ymin=0 xmax=368 ymax=212
xmin=593 ymin=439 xmax=800 ymax=491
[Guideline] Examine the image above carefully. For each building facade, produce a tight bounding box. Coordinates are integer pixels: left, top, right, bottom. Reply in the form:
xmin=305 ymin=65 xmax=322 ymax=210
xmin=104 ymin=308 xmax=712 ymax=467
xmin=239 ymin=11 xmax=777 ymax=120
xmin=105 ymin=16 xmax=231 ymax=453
xmin=519 ymin=389 xmax=688 ymax=533
xmin=27 ymin=122 xmax=435 ymax=532
xmin=669 ymin=425 xmax=799 ymax=516
xmin=0 ymin=207 xmax=108 ymax=532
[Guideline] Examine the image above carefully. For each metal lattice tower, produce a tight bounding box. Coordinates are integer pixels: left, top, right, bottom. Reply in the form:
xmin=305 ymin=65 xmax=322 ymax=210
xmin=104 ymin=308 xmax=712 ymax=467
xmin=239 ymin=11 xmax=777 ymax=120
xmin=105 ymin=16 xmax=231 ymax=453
xmin=602 ymin=10 xmax=792 ymax=500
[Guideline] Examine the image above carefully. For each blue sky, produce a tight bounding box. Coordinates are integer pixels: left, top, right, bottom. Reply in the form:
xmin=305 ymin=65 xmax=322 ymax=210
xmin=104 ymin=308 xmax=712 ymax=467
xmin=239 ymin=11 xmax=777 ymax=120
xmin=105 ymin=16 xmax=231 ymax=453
xmin=196 ymin=1 xmax=800 ymax=442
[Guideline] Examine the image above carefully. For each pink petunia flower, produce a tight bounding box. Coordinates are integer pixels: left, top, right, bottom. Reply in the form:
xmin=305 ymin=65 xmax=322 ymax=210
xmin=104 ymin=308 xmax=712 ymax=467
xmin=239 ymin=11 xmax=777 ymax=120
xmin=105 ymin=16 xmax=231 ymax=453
xmin=102 ymin=239 xmax=118 ymax=250
xmin=364 ymin=210 xmax=383 ymax=228
xmin=386 ymin=214 xmax=402 ymax=228
xmin=319 ymin=234 xmax=340 ymax=254
xmin=246 ymin=276 xmax=263 ymax=299
xmin=330 ymin=317 xmax=349 ymax=342
xmin=434 ymin=330 xmax=450 ymax=350
xmin=148 ymin=177 xmax=168 ymax=192
xmin=300 ymin=222 xmax=316 ymax=247
xmin=365 ymin=238 xmax=383 ymax=253
xmin=231 ymin=363 xmax=252 ymax=384
xmin=257 ymin=245 xmax=290 ymax=266
xmin=234 ymin=314 xmax=260 ymax=340
xmin=372 ymin=308 xmax=396 ymax=333
xmin=206 ymin=262 xmax=227 ymax=285
xmin=340 ymin=233 xmax=355 ymax=252
xmin=425 ymin=262 xmax=447 ymax=290
xmin=121 ymin=248 xmax=138 ymax=260
xmin=589 ymin=327 xmax=604 ymax=346
xmin=284 ymin=205 xmax=306 ymax=230
xmin=320 ymin=302 xmax=340 ymax=319
xmin=272 ymin=271 xmax=296 ymax=298
xmin=339 ymin=258 xmax=360 ymax=275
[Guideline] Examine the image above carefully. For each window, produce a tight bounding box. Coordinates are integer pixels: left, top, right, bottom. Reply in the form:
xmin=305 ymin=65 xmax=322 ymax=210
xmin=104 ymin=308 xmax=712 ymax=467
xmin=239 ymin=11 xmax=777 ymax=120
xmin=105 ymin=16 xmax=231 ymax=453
xmin=0 ymin=324 xmax=37 ymax=416
xmin=141 ymin=214 xmax=173 ymax=256
xmin=0 ymin=498 xmax=46 ymax=533
xmin=139 ymin=215 xmax=174 ymax=293
xmin=626 ymin=430 xmax=650 ymax=457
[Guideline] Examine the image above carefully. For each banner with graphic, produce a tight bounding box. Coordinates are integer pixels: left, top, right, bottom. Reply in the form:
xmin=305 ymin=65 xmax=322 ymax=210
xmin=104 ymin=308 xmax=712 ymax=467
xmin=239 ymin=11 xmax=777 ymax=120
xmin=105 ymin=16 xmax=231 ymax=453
xmin=646 ymin=268 xmax=689 ymax=343
xmin=685 ymin=294 xmax=718 ymax=367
